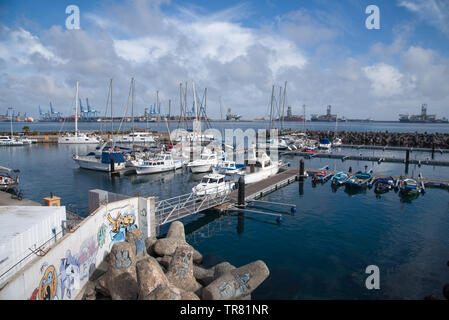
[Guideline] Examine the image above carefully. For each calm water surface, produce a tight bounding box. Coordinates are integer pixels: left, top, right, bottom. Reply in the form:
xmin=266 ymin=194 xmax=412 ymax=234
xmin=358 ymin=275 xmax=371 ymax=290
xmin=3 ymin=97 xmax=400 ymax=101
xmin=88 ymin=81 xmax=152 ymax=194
xmin=1 ymin=143 xmax=448 ymax=299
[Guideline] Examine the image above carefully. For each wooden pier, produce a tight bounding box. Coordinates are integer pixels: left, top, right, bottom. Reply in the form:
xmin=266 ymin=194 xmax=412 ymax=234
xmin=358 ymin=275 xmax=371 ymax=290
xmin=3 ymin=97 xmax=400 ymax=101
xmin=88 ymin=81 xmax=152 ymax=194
xmin=229 ymin=168 xmax=299 ymax=202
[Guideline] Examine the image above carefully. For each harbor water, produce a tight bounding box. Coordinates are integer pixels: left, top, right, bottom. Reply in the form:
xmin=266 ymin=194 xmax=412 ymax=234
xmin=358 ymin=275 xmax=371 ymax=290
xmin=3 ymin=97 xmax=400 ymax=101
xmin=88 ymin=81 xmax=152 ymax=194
xmin=1 ymin=141 xmax=448 ymax=299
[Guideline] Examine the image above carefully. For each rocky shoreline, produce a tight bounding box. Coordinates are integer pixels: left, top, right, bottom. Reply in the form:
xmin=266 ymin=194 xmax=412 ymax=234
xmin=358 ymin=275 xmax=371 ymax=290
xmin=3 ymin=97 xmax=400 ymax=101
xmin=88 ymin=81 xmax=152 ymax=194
xmin=81 ymin=221 xmax=269 ymax=300
xmin=288 ymin=130 xmax=449 ymax=149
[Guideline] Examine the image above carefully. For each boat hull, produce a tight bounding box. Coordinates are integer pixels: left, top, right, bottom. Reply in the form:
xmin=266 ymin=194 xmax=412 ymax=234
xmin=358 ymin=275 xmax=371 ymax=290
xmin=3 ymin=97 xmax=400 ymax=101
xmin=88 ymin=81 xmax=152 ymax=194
xmin=241 ymin=165 xmax=279 ymax=185
xmin=73 ymin=156 xmax=125 ymax=172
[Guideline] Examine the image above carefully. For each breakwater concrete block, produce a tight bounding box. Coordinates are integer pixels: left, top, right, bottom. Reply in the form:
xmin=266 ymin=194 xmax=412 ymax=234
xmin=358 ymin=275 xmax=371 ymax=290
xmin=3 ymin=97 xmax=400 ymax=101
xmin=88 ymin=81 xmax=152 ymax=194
xmin=193 ymin=265 xmax=215 ymax=287
xmin=166 ymin=245 xmax=203 ymax=294
xmin=125 ymin=228 xmax=147 ymax=260
xmin=202 ymin=260 xmax=269 ymax=300
xmin=108 ymin=241 xmax=139 ymax=300
xmin=167 ymin=221 xmax=186 ymax=239
xmin=153 ymin=221 xmax=203 ymax=264
xmin=213 ymin=262 xmax=236 ymax=278
xmin=142 ymin=283 xmax=182 ymax=300
xmin=136 ymin=256 xmax=169 ymax=299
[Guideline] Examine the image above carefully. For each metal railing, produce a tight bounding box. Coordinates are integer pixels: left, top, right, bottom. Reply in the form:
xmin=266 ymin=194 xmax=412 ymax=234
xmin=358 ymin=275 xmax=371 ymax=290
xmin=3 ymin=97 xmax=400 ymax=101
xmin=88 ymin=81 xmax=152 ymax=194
xmin=154 ymin=186 xmax=233 ymax=226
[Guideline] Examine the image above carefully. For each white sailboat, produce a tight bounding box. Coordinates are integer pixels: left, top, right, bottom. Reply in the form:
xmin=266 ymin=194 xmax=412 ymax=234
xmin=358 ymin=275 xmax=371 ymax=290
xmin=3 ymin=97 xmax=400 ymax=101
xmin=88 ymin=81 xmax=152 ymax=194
xmin=333 ymin=115 xmax=342 ymax=147
xmin=58 ymin=81 xmax=99 ymax=144
xmin=72 ymin=79 xmax=126 ymax=172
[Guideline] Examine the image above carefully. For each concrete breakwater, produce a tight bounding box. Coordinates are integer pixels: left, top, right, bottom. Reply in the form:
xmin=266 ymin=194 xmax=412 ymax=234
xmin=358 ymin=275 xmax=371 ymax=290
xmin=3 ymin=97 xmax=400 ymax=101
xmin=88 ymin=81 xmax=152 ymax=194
xmin=289 ymin=130 xmax=449 ymax=149
xmin=82 ymin=221 xmax=270 ymax=300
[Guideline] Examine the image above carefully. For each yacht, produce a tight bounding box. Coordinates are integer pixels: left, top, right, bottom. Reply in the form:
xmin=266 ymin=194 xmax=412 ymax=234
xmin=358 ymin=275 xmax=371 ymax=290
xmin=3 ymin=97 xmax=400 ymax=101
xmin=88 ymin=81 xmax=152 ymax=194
xmin=187 ymin=150 xmax=220 ymax=173
xmin=134 ymin=152 xmax=184 ymax=175
xmin=238 ymin=149 xmax=280 ymax=185
xmin=0 ymin=166 xmax=19 ymax=190
xmin=192 ymin=173 xmax=234 ymax=196
xmin=332 ymin=137 xmax=342 ymax=147
xmin=73 ymin=148 xmax=126 ymax=172
xmin=0 ymin=136 xmax=24 ymax=146
xmin=113 ymin=131 xmax=157 ymax=146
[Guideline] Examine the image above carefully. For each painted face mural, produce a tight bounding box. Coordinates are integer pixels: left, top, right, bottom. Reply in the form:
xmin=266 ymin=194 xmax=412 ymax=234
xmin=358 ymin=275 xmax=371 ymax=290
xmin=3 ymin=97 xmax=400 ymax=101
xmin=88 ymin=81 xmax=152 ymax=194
xmin=38 ymin=265 xmax=58 ymax=300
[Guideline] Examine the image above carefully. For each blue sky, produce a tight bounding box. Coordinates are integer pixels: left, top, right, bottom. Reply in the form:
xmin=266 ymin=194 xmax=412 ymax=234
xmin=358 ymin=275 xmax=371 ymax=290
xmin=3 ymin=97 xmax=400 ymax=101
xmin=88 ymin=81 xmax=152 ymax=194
xmin=1 ymin=0 xmax=448 ymax=120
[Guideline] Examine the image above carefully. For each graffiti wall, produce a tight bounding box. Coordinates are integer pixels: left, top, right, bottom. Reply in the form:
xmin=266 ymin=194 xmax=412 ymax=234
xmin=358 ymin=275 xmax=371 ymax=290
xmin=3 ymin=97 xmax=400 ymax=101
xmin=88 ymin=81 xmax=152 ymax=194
xmin=0 ymin=196 xmax=154 ymax=300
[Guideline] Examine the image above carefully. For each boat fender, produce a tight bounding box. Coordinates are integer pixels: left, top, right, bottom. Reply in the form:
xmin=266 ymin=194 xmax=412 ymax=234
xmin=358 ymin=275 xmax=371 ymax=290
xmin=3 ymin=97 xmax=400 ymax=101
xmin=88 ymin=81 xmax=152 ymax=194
xmin=276 ymin=216 xmax=282 ymax=223
xmin=290 ymin=207 xmax=296 ymax=213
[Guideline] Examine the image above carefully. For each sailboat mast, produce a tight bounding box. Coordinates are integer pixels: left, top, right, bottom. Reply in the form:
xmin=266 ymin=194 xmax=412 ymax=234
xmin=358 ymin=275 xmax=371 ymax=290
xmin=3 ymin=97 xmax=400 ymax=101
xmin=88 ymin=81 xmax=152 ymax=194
xmin=9 ymin=107 xmax=13 ymax=138
xmin=111 ymin=78 xmax=113 ymax=137
xmin=75 ymin=80 xmax=79 ymax=137
xmin=269 ymin=85 xmax=275 ymax=131
xmin=131 ymin=78 xmax=135 ymax=145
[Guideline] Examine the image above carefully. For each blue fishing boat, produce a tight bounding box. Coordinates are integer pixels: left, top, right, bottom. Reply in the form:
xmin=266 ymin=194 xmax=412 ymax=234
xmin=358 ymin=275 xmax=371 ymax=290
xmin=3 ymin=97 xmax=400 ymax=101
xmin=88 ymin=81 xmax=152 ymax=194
xmin=330 ymin=171 xmax=350 ymax=186
xmin=398 ymin=178 xmax=422 ymax=195
xmin=374 ymin=177 xmax=394 ymax=194
xmin=345 ymin=172 xmax=372 ymax=188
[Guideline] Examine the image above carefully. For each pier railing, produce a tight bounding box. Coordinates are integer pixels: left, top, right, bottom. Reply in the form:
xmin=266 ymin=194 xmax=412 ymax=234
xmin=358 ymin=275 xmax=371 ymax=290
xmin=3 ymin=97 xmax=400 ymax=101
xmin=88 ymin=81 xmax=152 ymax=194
xmin=154 ymin=187 xmax=233 ymax=227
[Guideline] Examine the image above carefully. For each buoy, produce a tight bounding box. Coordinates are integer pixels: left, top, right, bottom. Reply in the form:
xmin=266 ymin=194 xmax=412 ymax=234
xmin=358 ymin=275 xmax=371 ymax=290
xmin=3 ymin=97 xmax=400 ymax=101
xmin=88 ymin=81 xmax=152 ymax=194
xmin=291 ymin=207 xmax=296 ymax=213
xmin=276 ymin=216 xmax=282 ymax=223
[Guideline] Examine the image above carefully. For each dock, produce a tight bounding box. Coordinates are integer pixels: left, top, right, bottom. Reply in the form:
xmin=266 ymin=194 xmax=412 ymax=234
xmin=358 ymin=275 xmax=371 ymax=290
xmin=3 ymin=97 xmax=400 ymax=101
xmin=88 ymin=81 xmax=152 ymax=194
xmin=281 ymin=151 xmax=449 ymax=167
xmin=229 ymin=168 xmax=299 ymax=202
xmin=0 ymin=190 xmax=41 ymax=206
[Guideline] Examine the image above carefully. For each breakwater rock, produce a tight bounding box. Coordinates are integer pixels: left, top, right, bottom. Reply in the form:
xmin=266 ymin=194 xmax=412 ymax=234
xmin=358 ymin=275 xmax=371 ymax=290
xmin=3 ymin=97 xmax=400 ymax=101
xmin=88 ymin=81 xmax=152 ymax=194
xmin=82 ymin=221 xmax=270 ymax=300
xmin=288 ymin=130 xmax=449 ymax=149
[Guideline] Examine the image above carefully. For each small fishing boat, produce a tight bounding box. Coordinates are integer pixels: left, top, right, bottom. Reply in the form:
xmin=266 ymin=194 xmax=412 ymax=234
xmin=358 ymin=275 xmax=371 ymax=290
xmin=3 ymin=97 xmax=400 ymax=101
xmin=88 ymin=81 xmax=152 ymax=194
xmin=374 ymin=177 xmax=394 ymax=194
xmin=398 ymin=178 xmax=422 ymax=195
xmin=312 ymin=170 xmax=328 ymax=184
xmin=303 ymin=145 xmax=318 ymax=153
xmin=192 ymin=173 xmax=234 ymax=196
xmin=0 ymin=166 xmax=19 ymax=190
xmin=332 ymin=137 xmax=342 ymax=147
xmin=187 ymin=150 xmax=219 ymax=173
xmin=318 ymin=138 xmax=332 ymax=150
xmin=237 ymin=149 xmax=280 ymax=185
xmin=330 ymin=171 xmax=350 ymax=186
xmin=212 ymin=160 xmax=245 ymax=175
xmin=134 ymin=152 xmax=184 ymax=175
xmin=345 ymin=172 xmax=372 ymax=188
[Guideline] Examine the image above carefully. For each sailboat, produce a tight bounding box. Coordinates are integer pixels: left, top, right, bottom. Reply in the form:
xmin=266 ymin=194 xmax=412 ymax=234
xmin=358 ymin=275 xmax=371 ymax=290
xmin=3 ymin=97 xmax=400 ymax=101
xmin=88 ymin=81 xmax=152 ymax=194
xmin=72 ymin=79 xmax=126 ymax=172
xmin=0 ymin=166 xmax=19 ymax=190
xmin=333 ymin=115 xmax=342 ymax=147
xmin=58 ymin=81 xmax=99 ymax=144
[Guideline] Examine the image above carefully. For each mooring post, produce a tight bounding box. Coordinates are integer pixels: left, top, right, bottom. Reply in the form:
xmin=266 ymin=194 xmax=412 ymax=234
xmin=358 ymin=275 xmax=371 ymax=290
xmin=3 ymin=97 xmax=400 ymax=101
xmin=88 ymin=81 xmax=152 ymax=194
xmin=431 ymin=143 xmax=435 ymax=160
xmin=237 ymin=176 xmax=245 ymax=208
xmin=299 ymin=159 xmax=305 ymax=182
xmin=110 ymin=159 xmax=115 ymax=172
xmin=405 ymin=148 xmax=410 ymax=165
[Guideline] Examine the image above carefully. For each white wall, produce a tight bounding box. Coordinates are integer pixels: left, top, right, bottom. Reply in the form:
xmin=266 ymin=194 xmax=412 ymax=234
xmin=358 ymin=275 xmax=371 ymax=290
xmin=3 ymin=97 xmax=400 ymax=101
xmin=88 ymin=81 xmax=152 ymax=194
xmin=0 ymin=196 xmax=154 ymax=300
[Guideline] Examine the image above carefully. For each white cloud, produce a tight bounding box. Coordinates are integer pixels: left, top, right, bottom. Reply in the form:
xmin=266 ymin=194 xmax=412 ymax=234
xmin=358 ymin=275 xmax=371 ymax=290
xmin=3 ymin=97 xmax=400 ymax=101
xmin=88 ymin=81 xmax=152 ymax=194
xmin=363 ymin=63 xmax=405 ymax=97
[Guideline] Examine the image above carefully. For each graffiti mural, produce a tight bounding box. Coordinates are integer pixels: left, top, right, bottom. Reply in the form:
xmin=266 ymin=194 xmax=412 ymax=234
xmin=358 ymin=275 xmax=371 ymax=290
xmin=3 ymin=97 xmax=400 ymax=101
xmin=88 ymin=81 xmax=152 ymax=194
xmin=38 ymin=265 xmax=58 ymax=300
xmin=97 ymin=223 xmax=107 ymax=248
xmin=107 ymin=205 xmax=137 ymax=246
xmin=79 ymin=237 xmax=98 ymax=281
xmin=57 ymin=250 xmax=80 ymax=300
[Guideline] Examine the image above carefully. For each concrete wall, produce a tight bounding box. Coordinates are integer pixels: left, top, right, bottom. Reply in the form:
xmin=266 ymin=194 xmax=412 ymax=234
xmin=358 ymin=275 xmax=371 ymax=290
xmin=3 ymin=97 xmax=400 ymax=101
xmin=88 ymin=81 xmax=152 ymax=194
xmin=0 ymin=195 xmax=155 ymax=300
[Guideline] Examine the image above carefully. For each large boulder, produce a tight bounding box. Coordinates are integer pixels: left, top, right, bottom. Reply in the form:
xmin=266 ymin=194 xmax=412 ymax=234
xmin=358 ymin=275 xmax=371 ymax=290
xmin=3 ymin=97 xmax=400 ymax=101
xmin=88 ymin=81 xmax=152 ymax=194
xmin=202 ymin=260 xmax=270 ymax=300
xmin=136 ymin=256 xmax=169 ymax=299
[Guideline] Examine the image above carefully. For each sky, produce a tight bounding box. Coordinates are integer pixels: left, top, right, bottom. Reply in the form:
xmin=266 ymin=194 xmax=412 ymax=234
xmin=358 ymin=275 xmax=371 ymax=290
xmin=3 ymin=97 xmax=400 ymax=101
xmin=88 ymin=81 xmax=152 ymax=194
xmin=0 ymin=0 xmax=448 ymax=120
